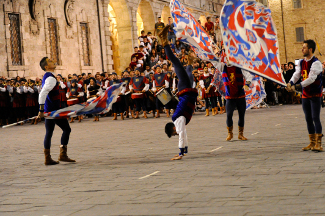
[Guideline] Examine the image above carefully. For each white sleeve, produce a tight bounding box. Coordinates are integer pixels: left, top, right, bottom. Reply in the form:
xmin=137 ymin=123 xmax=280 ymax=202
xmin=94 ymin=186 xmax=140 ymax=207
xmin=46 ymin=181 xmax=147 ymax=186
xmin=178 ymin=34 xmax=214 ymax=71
xmin=28 ymin=87 xmax=35 ymax=93
xmin=199 ymin=80 xmax=205 ymax=89
xmin=0 ymin=87 xmax=6 ymax=92
xmin=173 ymin=78 xmax=176 ymax=92
xmin=78 ymin=83 xmax=82 ymax=88
xmin=289 ymin=60 xmax=302 ymax=84
xmin=16 ymin=87 xmax=23 ymax=94
xmin=66 ymin=92 xmax=70 ymax=98
xmin=174 ymin=116 xmax=187 ymax=149
xmin=78 ymin=91 xmax=84 ymax=97
xmin=7 ymin=86 xmax=13 ymax=93
xmin=97 ymin=87 xmax=104 ymax=96
xmin=105 ymin=80 xmax=109 ymax=89
xmin=120 ymin=85 xmax=126 ymax=94
xmin=129 ymin=84 xmax=133 ymax=90
xmin=152 ymin=81 xmax=156 ymax=92
xmin=60 ymin=81 xmax=66 ymax=89
xmin=301 ymin=61 xmax=323 ymax=87
xmin=87 ymin=86 xmax=90 ymax=98
xmin=23 ymin=86 xmax=28 ymax=93
xmin=38 ymin=76 xmax=57 ymax=105
xmin=148 ymin=37 xmax=152 ymax=44
xmin=143 ymin=83 xmax=149 ymax=91
xmin=165 ymin=80 xmax=169 ymax=88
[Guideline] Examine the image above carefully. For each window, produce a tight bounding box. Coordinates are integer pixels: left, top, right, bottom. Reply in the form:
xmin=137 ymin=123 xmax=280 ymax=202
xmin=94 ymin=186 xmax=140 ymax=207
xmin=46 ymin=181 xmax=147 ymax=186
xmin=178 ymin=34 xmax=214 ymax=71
xmin=296 ymin=27 xmax=304 ymax=42
xmin=9 ymin=14 xmax=22 ymax=65
xmin=48 ymin=18 xmax=60 ymax=65
xmin=293 ymin=0 xmax=302 ymax=8
xmin=80 ymin=23 xmax=91 ymax=66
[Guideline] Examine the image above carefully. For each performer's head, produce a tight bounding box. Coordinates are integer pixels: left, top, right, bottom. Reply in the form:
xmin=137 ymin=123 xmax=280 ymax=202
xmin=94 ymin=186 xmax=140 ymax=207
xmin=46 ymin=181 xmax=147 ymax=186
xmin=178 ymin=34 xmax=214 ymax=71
xmin=89 ymin=77 xmax=96 ymax=86
xmin=40 ymin=57 xmax=56 ymax=72
xmin=135 ymin=69 xmax=141 ymax=77
xmin=71 ymin=79 xmax=77 ymax=87
xmin=156 ymin=65 xmax=162 ymax=74
xmin=203 ymin=65 xmax=209 ymax=74
xmin=302 ymin=40 xmax=316 ymax=57
xmin=165 ymin=122 xmax=177 ymax=138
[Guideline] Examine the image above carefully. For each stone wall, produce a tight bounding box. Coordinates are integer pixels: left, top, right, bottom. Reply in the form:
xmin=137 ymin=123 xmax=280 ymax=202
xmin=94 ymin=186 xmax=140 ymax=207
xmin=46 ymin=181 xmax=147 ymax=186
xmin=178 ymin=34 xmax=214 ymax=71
xmin=269 ymin=0 xmax=325 ymax=64
xmin=0 ymin=0 xmax=106 ymax=78
xmin=0 ymin=0 xmax=221 ymax=78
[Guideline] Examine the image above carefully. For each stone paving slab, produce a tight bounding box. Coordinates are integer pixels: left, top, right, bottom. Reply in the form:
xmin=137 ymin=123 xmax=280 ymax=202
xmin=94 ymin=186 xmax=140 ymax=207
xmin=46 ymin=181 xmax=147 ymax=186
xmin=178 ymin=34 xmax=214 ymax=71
xmin=1 ymin=105 xmax=325 ymax=215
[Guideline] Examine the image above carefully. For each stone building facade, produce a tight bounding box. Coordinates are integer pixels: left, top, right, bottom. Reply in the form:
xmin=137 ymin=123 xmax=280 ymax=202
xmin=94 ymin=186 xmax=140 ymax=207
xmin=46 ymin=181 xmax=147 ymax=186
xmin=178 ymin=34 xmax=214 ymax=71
xmin=0 ymin=0 xmax=222 ymax=78
xmin=267 ymin=0 xmax=325 ymax=64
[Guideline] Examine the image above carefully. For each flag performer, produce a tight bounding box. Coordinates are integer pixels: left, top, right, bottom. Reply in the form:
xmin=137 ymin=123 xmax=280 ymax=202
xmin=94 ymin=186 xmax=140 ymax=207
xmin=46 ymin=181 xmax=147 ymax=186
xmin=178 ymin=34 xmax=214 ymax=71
xmin=286 ymin=40 xmax=323 ymax=152
xmin=37 ymin=57 xmax=75 ymax=165
xmin=161 ymin=26 xmax=198 ymax=160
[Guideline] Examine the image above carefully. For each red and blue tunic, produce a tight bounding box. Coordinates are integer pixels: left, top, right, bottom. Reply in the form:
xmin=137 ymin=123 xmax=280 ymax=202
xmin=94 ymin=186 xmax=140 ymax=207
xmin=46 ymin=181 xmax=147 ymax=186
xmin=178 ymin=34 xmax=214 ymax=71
xmin=130 ymin=76 xmax=149 ymax=99
xmin=199 ymin=74 xmax=216 ymax=98
xmin=153 ymin=73 xmax=168 ymax=88
xmin=42 ymin=72 xmax=61 ymax=112
xmin=300 ymin=57 xmax=323 ymax=98
xmin=222 ymin=66 xmax=245 ymax=99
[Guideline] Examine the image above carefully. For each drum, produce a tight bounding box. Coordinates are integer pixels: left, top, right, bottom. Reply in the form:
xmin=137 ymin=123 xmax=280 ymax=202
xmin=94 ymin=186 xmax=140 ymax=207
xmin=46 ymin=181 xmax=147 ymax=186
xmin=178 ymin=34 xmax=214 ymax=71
xmin=131 ymin=92 xmax=144 ymax=99
xmin=156 ymin=88 xmax=172 ymax=105
xmin=67 ymin=98 xmax=79 ymax=106
xmin=172 ymin=92 xmax=179 ymax=102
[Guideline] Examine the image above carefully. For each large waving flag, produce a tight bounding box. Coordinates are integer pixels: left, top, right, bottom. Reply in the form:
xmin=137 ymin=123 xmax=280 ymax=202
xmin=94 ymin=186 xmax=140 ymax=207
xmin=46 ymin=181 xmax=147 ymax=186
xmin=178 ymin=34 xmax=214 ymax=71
xmin=245 ymin=75 xmax=266 ymax=110
xmin=220 ymin=0 xmax=285 ymax=86
xmin=45 ymin=83 xmax=124 ymax=119
xmin=170 ymin=0 xmax=218 ymax=63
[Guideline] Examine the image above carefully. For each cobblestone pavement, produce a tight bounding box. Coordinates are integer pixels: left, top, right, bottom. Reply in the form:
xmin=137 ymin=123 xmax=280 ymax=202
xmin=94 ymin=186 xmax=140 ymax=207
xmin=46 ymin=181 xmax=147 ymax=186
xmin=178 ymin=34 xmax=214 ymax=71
xmin=1 ymin=105 xmax=325 ymax=216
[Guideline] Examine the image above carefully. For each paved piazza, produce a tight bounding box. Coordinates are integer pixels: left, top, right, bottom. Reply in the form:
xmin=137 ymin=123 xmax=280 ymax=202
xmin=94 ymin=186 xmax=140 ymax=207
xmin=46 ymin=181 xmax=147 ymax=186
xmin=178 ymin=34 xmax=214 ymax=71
xmin=1 ymin=105 xmax=325 ymax=216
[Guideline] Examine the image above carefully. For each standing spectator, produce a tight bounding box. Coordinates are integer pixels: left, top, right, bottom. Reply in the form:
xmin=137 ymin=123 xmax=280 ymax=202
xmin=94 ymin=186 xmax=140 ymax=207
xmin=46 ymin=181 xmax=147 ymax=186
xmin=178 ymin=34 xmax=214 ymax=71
xmin=205 ymin=17 xmax=214 ymax=35
xmin=167 ymin=17 xmax=176 ymax=44
xmin=154 ymin=17 xmax=165 ymax=36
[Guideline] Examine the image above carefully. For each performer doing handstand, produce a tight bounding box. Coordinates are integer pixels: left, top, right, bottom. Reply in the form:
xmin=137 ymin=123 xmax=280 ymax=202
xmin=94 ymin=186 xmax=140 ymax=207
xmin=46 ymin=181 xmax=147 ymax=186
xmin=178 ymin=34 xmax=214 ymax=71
xmin=160 ymin=26 xmax=198 ymax=160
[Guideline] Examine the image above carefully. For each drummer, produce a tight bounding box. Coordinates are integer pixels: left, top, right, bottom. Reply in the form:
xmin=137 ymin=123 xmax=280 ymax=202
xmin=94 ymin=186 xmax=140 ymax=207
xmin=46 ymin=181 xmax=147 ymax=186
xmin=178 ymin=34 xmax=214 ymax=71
xmin=109 ymin=72 xmax=124 ymax=120
xmin=152 ymin=65 xmax=170 ymax=118
xmin=159 ymin=25 xmax=198 ymax=160
xmin=67 ymin=79 xmax=84 ymax=123
xmin=129 ymin=69 xmax=150 ymax=119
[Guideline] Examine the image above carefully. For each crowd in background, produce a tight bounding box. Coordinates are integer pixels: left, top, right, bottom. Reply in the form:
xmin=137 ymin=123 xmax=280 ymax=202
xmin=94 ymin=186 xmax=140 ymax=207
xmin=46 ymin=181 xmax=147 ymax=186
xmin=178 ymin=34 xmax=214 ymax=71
xmin=1 ymin=15 xmax=325 ymax=127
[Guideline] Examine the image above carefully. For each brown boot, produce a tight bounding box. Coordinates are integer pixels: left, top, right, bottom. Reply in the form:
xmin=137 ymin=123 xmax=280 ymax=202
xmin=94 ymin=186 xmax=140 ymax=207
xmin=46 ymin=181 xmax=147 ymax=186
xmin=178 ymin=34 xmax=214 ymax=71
xmin=44 ymin=149 xmax=59 ymax=165
xmin=205 ymin=109 xmax=209 ymax=116
xmin=120 ymin=113 xmax=124 ymax=120
xmin=226 ymin=126 xmax=233 ymax=141
xmin=58 ymin=145 xmax=76 ymax=162
xmin=134 ymin=111 xmax=140 ymax=119
xmin=158 ymin=25 xmax=170 ymax=47
xmin=166 ymin=109 xmax=170 ymax=118
xmin=238 ymin=126 xmax=248 ymax=140
xmin=312 ymin=134 xmax=323 ymax=152
xmin=70 ymin=117 xmax=74 ymax=123
xmin=302 ymin=134 xmax=316 ymax=151
xmin=143 ymin=111 xmax=148 ymax=119
xmin=222 ymin=106 xmax=226 ymax=114
xmin=155 ymin=110 xmax=160 ymax=118
xmin=78 ymin=116 xmax=82 ymax=122
xmin=113 ymin=113 xmax=117 ymax=120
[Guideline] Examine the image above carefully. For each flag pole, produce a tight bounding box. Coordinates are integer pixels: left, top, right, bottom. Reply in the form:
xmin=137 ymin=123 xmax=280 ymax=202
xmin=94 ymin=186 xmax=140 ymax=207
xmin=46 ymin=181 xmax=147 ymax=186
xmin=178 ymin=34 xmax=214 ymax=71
xmin=2 ymin=116 xmax=39 ymax=129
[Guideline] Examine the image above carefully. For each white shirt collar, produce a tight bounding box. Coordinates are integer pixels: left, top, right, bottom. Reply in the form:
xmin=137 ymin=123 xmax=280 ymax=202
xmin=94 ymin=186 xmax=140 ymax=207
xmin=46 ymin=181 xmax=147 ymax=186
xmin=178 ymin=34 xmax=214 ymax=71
xmin=304 ymin=55 xmax=315 ymax=62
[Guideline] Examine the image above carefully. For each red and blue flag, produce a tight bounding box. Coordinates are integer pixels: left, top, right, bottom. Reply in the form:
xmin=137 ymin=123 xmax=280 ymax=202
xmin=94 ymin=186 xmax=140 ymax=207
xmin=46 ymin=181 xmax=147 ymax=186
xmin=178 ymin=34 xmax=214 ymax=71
xmin=220 ymin=0 xmax=285 ymax=86
xmin=45 ymin=83 xmax=124 ymax=119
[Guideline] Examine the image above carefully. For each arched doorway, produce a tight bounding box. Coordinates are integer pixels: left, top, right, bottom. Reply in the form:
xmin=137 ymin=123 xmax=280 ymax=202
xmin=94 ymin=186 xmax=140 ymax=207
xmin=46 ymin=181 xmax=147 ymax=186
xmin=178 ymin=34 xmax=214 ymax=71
xmin=137 ymin=12 xmax=144 ymax=37
xmin=108 ymin=0 xmax=133 ymax=74
xmin=137 ymin=0 xmax=155 ymax=37
xmin=161 ymin=6 xmax=170 ymax=25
